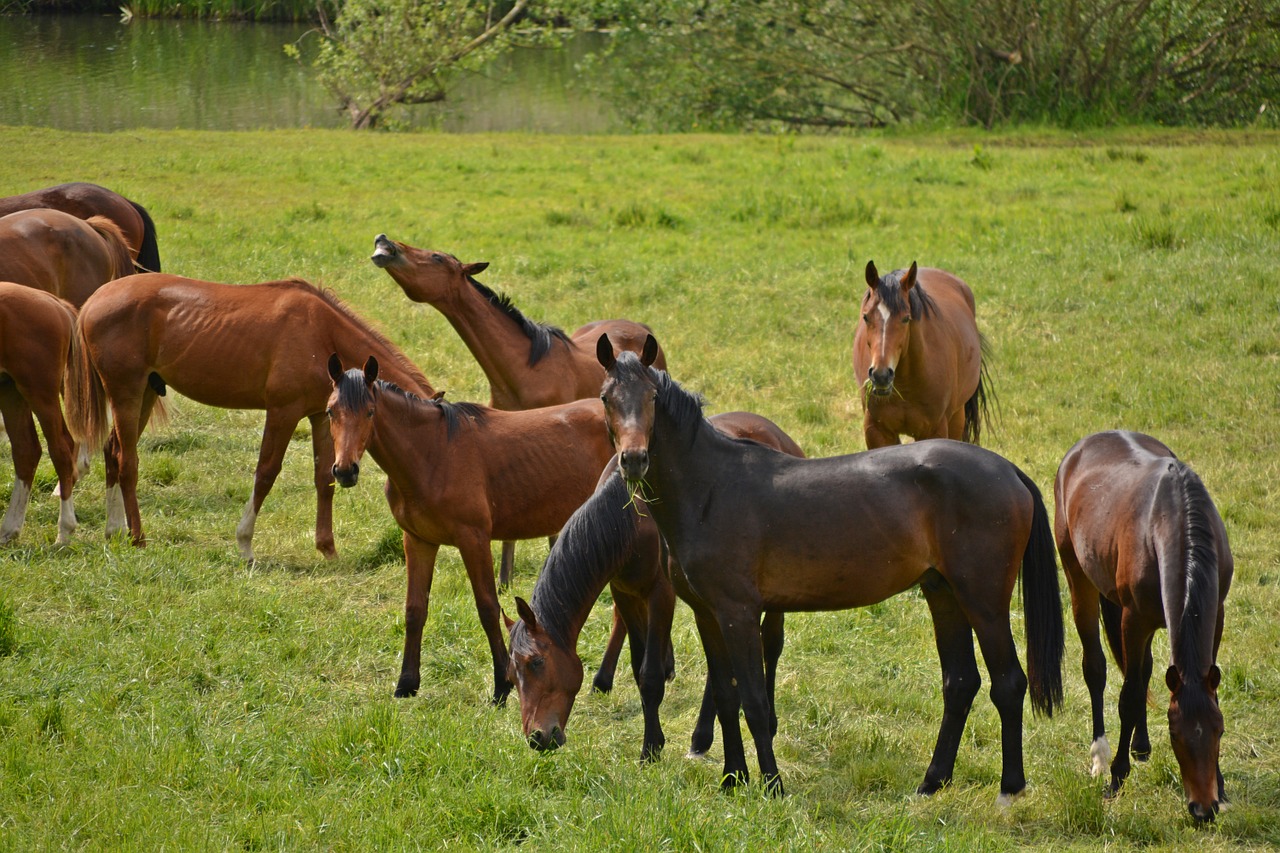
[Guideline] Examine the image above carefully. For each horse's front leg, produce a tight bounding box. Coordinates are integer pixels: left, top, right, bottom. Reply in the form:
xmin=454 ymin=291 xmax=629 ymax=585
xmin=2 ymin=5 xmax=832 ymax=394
xmin=591 ymin=605 xmax=627 ymax=694
xmin=861 ymin=409 xmax=902 ymax=450
xmin=1108 ymin=615 xmax=1153 ymax=796
xmin=235 ymin=409 xmax=300 ymax=563
xmin=395 ymin=531 xmax=439 ymax=698
xmin=712 ymin=600 xmax=781 ymax=795
xmin=456 ymin=531 xmax=513 ymax=705
xmin=308 ymin=412 xmax=337 ymax=559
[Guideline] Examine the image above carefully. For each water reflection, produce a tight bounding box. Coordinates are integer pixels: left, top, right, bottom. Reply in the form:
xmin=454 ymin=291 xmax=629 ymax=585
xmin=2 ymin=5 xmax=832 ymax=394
xmin=0 ymin=15 xmax=616 ymax=133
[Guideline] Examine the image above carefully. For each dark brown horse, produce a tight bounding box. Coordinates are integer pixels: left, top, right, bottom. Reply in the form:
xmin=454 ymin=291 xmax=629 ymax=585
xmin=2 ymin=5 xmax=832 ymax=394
xmin=598 ymin=335 xmax=1063 ymax=801
xmin=852 ymin=261 xmax=992 ymax=448
xmin=506 ymin=411 xmax=803 ymax=761
xmin=0 ymin=209 xmax=136 ymax=307
xmin=0 ymin=283 xmax=84 ymax=545
xmin=63 ymin=273 xmax=436 ymax=561
xmin=0 ymin=182 xmax=161 ymax=273
xmin=1054 ymin=430 xmax=1233 ymax=822
xmin=370 ymin=233 xmax=668 ymax=588
xmin=326 ymin=354 xmax=616 ymax=704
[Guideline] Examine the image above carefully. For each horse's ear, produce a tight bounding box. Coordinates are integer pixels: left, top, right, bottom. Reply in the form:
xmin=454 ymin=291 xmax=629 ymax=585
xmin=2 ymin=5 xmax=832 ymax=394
xmin=362 ymin=355 xmax=379 ymax=386
xmin=515 ymin=596 xmax=538 ymax=631
xmin=1206 ymin=664 xmax=1221 ymax=691
xmin=462 ymin=261 xmax=489 ymax=276
xmin=641 ymin=334 xmax=659 ymax=367
xmin=502 ymin=608 xmax=515 ymax=633
xmin=1166 ymin=664 xmax=1181 ymax=693
xmin=431 ymin=390 xmax=446 ymax=402
xmin=902 ymin=262 xmax=919 ymax=291
xmin=596 ymin=333 xmax=616 ymax=370
xmin=327 ymin=353 xmax=344 ymax=383
xmin=865 ymin=260 xmax=880 ymax=290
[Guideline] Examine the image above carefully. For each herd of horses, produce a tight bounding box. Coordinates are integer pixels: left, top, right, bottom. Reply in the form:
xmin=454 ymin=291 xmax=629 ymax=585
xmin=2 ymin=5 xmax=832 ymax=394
xmin=0 ymin=182 xmax=1233 ymax=822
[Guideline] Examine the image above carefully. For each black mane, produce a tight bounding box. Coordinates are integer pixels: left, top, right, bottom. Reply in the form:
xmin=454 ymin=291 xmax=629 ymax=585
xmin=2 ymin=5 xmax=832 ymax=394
xmin=609 ymin=350 xmax=707 ymax=433
xmin=467 ymin=276 xmax=572 ymax=367
xmin=1173 ymin=461 xmax=1222 ymax=712
xmin=334 ymin=370 xmax=486 ymax=439
xmin=876 ymin=268 xmax=939 ymax=321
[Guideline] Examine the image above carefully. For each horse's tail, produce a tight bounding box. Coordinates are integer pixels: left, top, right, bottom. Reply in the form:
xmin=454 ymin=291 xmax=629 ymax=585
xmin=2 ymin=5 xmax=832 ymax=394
xmin=85 ymin=215 xmax=136 ymax=281
xmin=961 ymin=332 xmax=997 ymax=445
xmin=1016 ymin=467 xmax=1064 ymax=717
xmin=63 ymin=313 xmax=110 ymax=453
xmin=127 ymin=199 xmax=162 ymax=273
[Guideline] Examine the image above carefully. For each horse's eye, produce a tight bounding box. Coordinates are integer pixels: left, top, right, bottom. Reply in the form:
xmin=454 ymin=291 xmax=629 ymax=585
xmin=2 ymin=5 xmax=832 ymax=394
xmin=529 ymin=657 xmax=544 ymax=672
xmin=325 ymin=408 xmax=333 ymax=417
xmin=366 ymin=408 xmax=375 ymax=419
xmin=901 ymin=315 xmax=911 ymax=324
xmin=862 ymin=313 xmax=870 ymax=324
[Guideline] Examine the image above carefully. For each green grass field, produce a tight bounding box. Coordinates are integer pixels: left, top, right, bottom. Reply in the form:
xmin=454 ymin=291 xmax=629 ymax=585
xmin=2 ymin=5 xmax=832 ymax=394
xmin=0 ymin=126 xmax=1277 ymax=850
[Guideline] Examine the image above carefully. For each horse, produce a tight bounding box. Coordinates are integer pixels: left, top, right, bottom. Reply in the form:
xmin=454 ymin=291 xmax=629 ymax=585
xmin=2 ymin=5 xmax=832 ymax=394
xmin=326 ymin=353 xmax=617 ymax=705
xmin=1054 ymin=430 xmax=1233 ymax=822
xmin=0 ymin=182 xmax=161 ymax=273
xmin=506 ymin=411 xmax=803 ymax=761
xmin=597 ymin=334 xmax=1063 ymax=802
xmin=370 ymin=233 xmax=668 ymax=589
xmin=63 ymin=273 xmax=436 ymax=562
xmin=0 ymin=209 xmax=136 ymax=307
xmin=0 ymin=283 xmax=84 ymax=545
xmin=852 ymin=261 xmax=992 ymax=449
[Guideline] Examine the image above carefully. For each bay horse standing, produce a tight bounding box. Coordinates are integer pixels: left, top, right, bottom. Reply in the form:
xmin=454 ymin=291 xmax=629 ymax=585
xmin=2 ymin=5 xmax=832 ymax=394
xmin=0 ymin=182 xmax=161 ymax=273
xmin=0 ymin=209 xmax=136 ymax=307
xmin=852 ymin=261 xmax=992 ymax=449
xmin=326 ymin=354 xmax=617 ymax=704
xmin=507 ymin=411 xmax=802 ymax=761
xmin=598 ymin=335 xmax=1063 ymax=802
xmin=370 ymin=233 xmax=668 ymax=588
xmin=63 ymin=273 xmax=436 ymax=561
xmin=1054 ymin=430 xmax=1233 ymax=822
xmin=0 ymin=283 xmax=84 ymax=544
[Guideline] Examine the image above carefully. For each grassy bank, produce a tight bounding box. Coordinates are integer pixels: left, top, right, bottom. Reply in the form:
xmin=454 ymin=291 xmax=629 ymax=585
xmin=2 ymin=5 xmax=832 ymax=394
xmin=0 ymin=126 xmax=1277 ymax=849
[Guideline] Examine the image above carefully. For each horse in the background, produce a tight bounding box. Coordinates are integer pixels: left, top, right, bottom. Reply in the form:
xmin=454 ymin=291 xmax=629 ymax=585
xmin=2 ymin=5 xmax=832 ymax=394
xmin=852 ymin=261 xmax=992 ymax=449
xmin=0 ymin=182 xmax=161 ymax=273
xmin=0 ymin=283 xmax=84 ymax=545
xmin=1054 ymin=430 xmax=1233 ymax=823
xmin=0 ymin=209 xmax=135 ymax=307
xmin=507 ymin=411 xmax=802 ymax=761
xmin=63 ymin=273 xmax=437 ymax=562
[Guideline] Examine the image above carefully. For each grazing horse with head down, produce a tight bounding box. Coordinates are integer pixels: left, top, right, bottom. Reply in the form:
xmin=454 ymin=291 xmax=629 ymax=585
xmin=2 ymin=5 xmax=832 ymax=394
xmin=1055 ymin=430 xmax=1233 ymax=822
xmin=852 ymin=261 xmax=992 ymax=449
xmin=0 ymin=182 xmax=161 ymax=273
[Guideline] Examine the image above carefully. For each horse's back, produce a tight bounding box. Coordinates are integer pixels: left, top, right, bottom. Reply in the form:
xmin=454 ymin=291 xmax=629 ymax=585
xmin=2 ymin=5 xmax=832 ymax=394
xmin=0 ymin=183 xmax=145 ymax=252
xmin=708 ymin=411 xmax=805 ymax=458
xmin=573 ymin=319 xmax=668 ymax=372
xmin=0 ymin=281 xmax=76 ymax=363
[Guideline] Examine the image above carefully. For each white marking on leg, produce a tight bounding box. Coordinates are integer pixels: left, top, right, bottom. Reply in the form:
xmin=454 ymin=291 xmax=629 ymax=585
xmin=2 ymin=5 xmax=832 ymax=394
xmin=105 ymin=484 xmax=126 ymax=537
xmin=57 ymin=496 xmax=77 ymax=545
xmin=1089 ymin=736 xmax=1111 ymax=778
xmin=1 ymin=480 xmax=31 ymax=543
xmin=236 ymin=499 xmax=258 ymax=562
xmin=996 ymin=788 xmax=1025 ymax=808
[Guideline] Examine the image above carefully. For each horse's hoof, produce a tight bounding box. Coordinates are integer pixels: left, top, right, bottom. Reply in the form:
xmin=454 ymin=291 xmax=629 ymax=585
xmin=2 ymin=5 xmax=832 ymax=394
xmin=685 ymin=748 xmax=710 ymax=760
xmin=393 ymin=683 xmax=418 ymax=698
xmin=996 ymin=788 xmax=1026 ymax=808
xmin=591 ymin=675 xmax=614 ymax=694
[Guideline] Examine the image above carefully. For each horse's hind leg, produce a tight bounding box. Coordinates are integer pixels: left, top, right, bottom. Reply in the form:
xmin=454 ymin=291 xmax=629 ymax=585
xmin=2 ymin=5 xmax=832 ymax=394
xmin=0 ymin=388 xmax=39 ymax=543
xmin=592 ymin=605 xmax=626 ymax=693
xmin=918 ymin=571 xmax=982 ymax=796
xmin=308 ymin=412 xmax=337 ymax=559
xmin=499 ymin=541 xmax=516 ymax=589
xmin=1060 ymin=539 xmax=1110 ymax=776
xmin=30 ymin=399 xmax=79 ymax=544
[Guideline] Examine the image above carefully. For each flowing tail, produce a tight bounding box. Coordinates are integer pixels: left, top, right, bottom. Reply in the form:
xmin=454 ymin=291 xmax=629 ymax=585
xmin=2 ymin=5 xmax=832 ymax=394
xmin=962 ymin=332 xmax=997 ymax=445
xmin=85 ymin=215 xmax=136 ymax=281
xmin=127 ymin=199 xmax=161 ymax=273
xmin=1017 ymin=468 xmax=1064 ymax=717
xmin=63 ymin=315 xmax=110 ymax=453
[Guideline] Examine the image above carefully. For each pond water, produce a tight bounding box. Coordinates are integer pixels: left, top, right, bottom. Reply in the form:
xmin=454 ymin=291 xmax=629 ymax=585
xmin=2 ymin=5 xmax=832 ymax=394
xmin=0 ymin=14 xmax=617 ymax=133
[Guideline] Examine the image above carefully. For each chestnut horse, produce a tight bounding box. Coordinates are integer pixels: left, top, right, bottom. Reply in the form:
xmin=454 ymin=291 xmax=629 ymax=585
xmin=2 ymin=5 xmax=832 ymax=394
xmin=0 ymin=182 xmax=161 ymax=273
xmin=370 ymin=233 xmax=668 ymax=588
xmin=0 ymin=209 xmax=136 ymax=307
xmin=0 ymin=283 xmax=84 ymax=544
xmin=1054 ymin=431 xmax=1233 ymax=822
xmin=63 ymin=273 xmax=436 ymax=561
xmin=852 ymin=261 xmax=992 ymax=449
xmin=326 ymin=354 xmax=616 ymax=704
xmin=598 ymin=335 xmax=1063 ymax=801
xmin=507 ymin=411 xmax=803 ymax=760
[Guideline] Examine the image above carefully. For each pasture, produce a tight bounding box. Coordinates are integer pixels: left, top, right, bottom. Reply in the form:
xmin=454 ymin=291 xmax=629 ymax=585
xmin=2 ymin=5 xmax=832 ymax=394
xmin=0 ymin=125 xmax=1277 ymax=849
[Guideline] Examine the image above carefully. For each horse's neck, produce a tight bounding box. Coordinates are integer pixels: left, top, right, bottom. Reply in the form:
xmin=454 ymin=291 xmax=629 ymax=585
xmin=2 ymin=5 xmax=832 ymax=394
xmin=434 ymin=284 xmax=542 ymax=403
xmin=644 ymin=407 xmax=724 ymax=534
xmin=367 ymin=390 xmax=450 ymax=488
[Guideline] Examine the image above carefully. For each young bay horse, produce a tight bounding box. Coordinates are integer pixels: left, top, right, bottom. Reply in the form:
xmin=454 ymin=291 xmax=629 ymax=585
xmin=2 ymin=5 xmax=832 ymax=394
xmin=598 ymin=334 xmax=1063 ymax=802
xmin=1054 ymin=430 xmax=1233 ymax=822
xmin=326 ymin=354 xmax=616 ymax=704
xmin=0 ymin=182 xmax=161 ymax=273
xmin=852 ymin=261 xmax=992 ymax=449
xmin=370 ymin=233 xmax=668 ymax=588
xmin=0 ymin=283 xmax=84 ymax=544
xmin=507 ymin=411 xmax=803 ymax=761
xmin=0 ymin=209 xmax=136 ymax=307
xmin=63 ymin=273 xmax=436 ymax=561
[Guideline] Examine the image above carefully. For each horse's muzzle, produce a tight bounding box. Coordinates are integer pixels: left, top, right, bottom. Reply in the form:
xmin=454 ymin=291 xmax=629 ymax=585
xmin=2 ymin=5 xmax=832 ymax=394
xmin=1188 ymin=800 xmax=1219 ymax=823
xmin=528 ymin=725 xmax=565 ymax=752
xmin=370 ymin=234 xmax=399 ymax=268
xmin=619 ymin=449 xmax=649 ymax=481
xmin=868 ymin=366 xmax=895 ymax=396
xmin=332 ymin=462 xmax=360 ymax=488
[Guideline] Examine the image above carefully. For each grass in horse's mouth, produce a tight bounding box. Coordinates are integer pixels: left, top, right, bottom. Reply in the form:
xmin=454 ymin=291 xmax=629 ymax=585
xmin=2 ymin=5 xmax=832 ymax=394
xmin=863 ymin=378 xmax=905 ymax=400
xmin=623 ymin=476 xmax=656 ymax=515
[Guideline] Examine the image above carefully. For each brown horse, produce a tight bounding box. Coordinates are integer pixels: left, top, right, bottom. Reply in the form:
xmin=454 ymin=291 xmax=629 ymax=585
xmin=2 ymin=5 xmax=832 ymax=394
xmin=370 ymin=233 xmax=668 ymax=588
xmin=507 ymin=411 xmax=803 ymax=761
xmin=1054 ymin=430 xmax=1233 ymax=822
xmin=0 ymin=283 xmax=84 ymax=544
xmin=852 ymin=261 xmax=992 ymax=449
xmin=598 ymin=335 xmax=1063 ymax=801
xmin=0 ymin=209 xmax=136 ymax=307
xmin=63 ymin=273 xmax=436 ymax=561
xmin=0 ymin=182 xmax=161 ymax=273
xmin=326 ymin=354 xmax=616 ymax=704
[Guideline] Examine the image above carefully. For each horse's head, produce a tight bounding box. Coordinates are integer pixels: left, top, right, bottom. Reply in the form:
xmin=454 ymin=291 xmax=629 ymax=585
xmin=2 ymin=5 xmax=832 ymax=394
xmin=506 ymin=597 xmax=583 ymax=752
xmin=326 ymin=353 xmax=379 ymax=489
xmin=596 ymin=333 xmax=661 ymax=483
xmin=371 ymin=233 xmax=488 ymax=303
xmin=1166 ymin=664 xmax=1224 ymax=822
xmin=859 ymin=260 xmax=918 ymax=396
